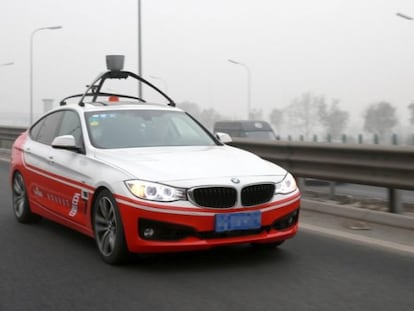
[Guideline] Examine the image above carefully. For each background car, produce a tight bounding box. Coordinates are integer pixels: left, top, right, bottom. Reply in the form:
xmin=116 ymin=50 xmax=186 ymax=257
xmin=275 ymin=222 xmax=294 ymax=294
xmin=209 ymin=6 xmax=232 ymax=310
xmin=213 ymin=120 xmax=278 ymax=140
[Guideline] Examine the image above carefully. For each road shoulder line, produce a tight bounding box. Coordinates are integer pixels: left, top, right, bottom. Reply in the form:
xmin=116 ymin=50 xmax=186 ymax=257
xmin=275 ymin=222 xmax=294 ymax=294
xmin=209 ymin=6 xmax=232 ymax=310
xmin=300 ymin=222 xmax=414 ymax=256
xmin=302 ymin=198 xmax=414 ymax=230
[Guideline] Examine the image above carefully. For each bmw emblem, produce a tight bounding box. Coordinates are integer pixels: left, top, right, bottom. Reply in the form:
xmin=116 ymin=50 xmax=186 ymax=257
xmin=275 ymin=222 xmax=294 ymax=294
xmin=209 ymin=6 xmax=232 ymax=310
xmin=231 ymin=177 xmax=240 ymax=184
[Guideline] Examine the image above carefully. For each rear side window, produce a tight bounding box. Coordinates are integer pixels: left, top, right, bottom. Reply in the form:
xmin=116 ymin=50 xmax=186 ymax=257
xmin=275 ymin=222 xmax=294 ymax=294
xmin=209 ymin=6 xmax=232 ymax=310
xmin=30 ymin=111 xmax=64 ymax=145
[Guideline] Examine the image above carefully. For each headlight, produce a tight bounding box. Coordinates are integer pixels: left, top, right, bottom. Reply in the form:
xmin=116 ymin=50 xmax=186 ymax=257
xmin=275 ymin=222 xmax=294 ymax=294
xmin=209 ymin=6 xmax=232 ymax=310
xmin=275 ymin=173 xmax=297 ymax=194
xmin=125 ymin=180 xmax=186 ymax=202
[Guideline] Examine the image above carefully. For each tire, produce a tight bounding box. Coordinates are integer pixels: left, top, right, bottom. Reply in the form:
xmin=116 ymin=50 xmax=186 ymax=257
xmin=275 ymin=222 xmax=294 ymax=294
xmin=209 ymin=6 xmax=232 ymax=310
xmin=12 ymin=172 xmax=41 ymax=223
xmin=92 ymin=189 xmax=129 ymax=265
xmin=251 ymin=240 xmax=285 ymax=250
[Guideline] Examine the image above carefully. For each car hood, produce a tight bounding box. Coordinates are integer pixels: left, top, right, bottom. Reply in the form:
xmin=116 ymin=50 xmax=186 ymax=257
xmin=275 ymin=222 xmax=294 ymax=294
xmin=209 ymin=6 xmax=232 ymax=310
xmin=93 ymin=145 xmax=286 ymax=185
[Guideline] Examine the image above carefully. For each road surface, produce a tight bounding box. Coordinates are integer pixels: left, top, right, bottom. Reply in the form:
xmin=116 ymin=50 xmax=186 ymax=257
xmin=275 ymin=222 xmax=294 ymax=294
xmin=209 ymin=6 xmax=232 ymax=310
xmin=1 ymin=161 xmax=413 ymax=311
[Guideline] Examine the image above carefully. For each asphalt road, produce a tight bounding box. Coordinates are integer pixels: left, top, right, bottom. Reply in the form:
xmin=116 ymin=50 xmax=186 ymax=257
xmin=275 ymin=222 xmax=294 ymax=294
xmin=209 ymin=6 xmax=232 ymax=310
xmin=1 ymin=161 xmax=413 ymax=311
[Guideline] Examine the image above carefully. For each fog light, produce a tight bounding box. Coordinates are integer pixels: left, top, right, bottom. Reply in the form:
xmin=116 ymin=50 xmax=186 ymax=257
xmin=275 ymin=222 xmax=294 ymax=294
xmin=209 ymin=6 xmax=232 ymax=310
xmin=272 ymin=209 xmax=300 ymax=230
xmin=143 ymin=228 xmax=155 ymax=238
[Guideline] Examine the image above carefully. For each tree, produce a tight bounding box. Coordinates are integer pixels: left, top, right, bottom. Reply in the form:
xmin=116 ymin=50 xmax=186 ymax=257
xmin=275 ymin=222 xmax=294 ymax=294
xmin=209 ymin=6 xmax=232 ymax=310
xmin=269 ymin=108 xmax=284 ymax=133
xmin=318 ymin=100 xmax=349 ymax=139
xmin=408 ymin=102 xmax=414 ymax=125
xmin=249 ymin=108 xmax=263 ymax=120
xmin=364 ymin=101 xmax=398 ymax=138
xmin=285 ymin=92 xmax=324 ymax=139
xmin=177 ymin=101 xmax=224 ymax=130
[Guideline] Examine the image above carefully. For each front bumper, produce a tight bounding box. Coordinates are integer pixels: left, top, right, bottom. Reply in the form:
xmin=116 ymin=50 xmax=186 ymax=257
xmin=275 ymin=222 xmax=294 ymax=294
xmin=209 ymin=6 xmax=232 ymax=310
xmin=116 ymin=193 xmax=300 ymax=253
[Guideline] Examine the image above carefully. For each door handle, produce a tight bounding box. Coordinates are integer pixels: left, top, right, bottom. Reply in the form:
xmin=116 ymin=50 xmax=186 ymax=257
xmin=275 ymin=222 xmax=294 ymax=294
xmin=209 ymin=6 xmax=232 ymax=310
xmin=48 ymin=156 xmax=55 ymax=164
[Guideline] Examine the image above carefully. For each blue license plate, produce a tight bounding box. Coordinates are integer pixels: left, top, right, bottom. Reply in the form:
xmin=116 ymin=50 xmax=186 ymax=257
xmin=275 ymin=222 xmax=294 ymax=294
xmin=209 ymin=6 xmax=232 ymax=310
xmin=215 ymin=211 xmax=261 ymax=233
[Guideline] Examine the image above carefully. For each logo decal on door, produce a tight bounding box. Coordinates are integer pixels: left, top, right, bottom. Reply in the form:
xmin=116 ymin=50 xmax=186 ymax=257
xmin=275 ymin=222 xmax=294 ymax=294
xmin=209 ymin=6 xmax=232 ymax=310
xmin=69 ymin=193 xmax=80 ymax=217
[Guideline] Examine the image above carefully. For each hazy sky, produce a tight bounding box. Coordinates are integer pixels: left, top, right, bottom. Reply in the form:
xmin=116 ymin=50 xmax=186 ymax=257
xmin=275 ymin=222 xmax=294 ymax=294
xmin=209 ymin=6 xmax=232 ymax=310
xmin=1 ymin=0 xmax=414 ymax=128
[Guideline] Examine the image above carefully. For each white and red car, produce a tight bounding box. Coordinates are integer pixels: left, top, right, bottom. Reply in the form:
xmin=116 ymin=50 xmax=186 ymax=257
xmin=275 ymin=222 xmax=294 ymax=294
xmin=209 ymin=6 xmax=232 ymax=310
xmin=10 ymin=56 xmax=300 ymax=264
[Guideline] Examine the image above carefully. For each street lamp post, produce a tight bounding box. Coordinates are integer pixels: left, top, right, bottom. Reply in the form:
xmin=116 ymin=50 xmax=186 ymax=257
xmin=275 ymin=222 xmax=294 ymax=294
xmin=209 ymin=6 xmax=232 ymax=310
xmin=392 ymin=11 xmax=411 ymax=214
xmin=138 ymin=0 xmax=142 ymax=98
xmin=228 ymin=59 xmax=252 ymax=119
xmin=149 ymin=75 xmax=168 ymax=92
xmin=30 ymin=25 xmax=62 ymax=125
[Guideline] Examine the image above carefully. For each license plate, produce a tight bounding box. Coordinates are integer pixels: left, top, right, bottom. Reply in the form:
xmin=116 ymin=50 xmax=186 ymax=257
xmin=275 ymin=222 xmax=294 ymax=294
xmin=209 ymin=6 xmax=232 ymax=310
xmin=215 ymin=211 xmax=261 ymax=233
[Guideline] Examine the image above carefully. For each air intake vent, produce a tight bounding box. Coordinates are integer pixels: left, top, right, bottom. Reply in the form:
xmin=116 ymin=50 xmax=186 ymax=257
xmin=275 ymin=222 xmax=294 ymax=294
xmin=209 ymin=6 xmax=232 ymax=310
xmin=241 ymin=184 xmax=275 ymax=206
xmin=190 ymin=187 xmax=237 ymax=208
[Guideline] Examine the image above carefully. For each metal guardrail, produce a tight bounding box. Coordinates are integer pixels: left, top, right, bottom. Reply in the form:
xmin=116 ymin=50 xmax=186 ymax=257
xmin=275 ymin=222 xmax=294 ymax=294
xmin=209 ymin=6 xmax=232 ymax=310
xmin=230 ymin=139 xmax=414 ymax=190
xmin=0 ymin=126 xmax=25 ymax=149
xmin=0 ymin=126 xmax=412 ymax=213
xmin=229 ymin=138 xmax=414 ymax=213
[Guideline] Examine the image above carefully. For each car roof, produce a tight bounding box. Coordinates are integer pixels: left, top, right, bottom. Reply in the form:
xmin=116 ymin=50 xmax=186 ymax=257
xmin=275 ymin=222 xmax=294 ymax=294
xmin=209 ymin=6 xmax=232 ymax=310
xmin=47 ymin=101 xmax=183 ymax=116
xmin=214 ymin=120 xmax=273 ymax=131
xmin=81 ymin=101 xmax=181 ymax=112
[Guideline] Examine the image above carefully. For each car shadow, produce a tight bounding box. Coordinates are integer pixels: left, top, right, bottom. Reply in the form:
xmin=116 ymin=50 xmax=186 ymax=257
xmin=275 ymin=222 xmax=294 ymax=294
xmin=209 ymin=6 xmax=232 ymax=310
xmin=126 ymin=245 xmax=295 ymax=272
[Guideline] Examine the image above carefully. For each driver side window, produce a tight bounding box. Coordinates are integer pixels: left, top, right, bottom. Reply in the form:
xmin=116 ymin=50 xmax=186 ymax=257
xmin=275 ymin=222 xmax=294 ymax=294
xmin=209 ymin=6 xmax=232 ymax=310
xmin=58 ymin=110 xmax=83 ymax=148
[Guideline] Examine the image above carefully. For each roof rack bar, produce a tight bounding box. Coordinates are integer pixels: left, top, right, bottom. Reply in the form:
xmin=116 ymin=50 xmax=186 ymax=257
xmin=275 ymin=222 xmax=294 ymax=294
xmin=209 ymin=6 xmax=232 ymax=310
xmin=78 ymin=70 xmax=176 ymax=107
xmin=61 ymin=55 xmax=177 ymax=107
xmin=60 ymin=92 xmax=146 ymax=106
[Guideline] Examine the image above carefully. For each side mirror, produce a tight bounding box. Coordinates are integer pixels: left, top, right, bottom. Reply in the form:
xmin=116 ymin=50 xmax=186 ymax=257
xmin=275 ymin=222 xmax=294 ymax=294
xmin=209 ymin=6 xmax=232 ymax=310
xmin=51 ymin=135 xmax=81 ymax=152
xmin=215 ymin=132 xmax=232 ymax=144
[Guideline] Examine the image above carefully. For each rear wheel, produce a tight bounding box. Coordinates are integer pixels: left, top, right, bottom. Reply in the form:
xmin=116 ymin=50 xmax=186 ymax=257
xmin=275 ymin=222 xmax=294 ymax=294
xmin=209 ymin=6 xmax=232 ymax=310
xmin=12 ymin=172 xmax=41 ymax=223
xmin=93 ymin=190 xmax=129 ymax=264
xmin=251 ymin=240 xmax=285 ymax=250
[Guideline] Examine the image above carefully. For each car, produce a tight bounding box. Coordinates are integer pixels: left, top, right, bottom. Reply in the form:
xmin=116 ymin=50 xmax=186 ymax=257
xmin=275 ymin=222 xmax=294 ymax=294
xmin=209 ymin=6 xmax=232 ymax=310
xmin=10 ymin=55 xmax=300 ymax=264
xmin=213 ymin=120 xmax=278 ymax=140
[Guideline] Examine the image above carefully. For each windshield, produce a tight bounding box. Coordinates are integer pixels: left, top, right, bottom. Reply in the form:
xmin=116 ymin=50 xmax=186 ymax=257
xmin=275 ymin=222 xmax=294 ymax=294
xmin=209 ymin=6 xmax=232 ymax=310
xmin=85 ymin=109 xmax=217 ymax=148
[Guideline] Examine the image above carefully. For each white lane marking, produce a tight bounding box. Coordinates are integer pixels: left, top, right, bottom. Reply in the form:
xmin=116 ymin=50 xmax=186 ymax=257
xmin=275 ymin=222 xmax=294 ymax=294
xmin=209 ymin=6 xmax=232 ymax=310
xmin=0 ymin=149 xmax=11 ymax=163
xmin=0 ymin=156 xmax=10 ymax=163
xmin=300 ymin=223 xmax=414 ymax=256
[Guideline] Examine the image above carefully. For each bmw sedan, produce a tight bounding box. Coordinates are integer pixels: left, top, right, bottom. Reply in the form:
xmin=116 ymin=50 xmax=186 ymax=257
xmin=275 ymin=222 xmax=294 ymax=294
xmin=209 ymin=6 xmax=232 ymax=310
xmin=10 ymin=56 xmax=300 ymax=264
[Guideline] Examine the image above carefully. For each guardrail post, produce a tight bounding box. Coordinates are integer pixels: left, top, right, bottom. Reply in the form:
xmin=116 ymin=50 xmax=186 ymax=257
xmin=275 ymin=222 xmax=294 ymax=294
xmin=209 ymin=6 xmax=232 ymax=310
xmin=373 ymin=134 xmax=379 ymax=144
xmin=297 ymin=178 xmax=306 ymax=192
xmin=391 ymin=134 xmax=398 ymax=145
xmin=388 ymin=188 xmax=403 ymax=214
xmin=329 ymin=182 xmax=336 ymax=200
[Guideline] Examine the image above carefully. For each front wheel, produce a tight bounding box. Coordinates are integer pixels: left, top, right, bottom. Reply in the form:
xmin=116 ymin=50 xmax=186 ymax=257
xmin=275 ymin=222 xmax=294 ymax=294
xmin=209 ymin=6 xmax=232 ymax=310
xmin=93 ymin=189 xmax=129 ymax=264
xmin=12 ymin=172 xmax=41 ymax=223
